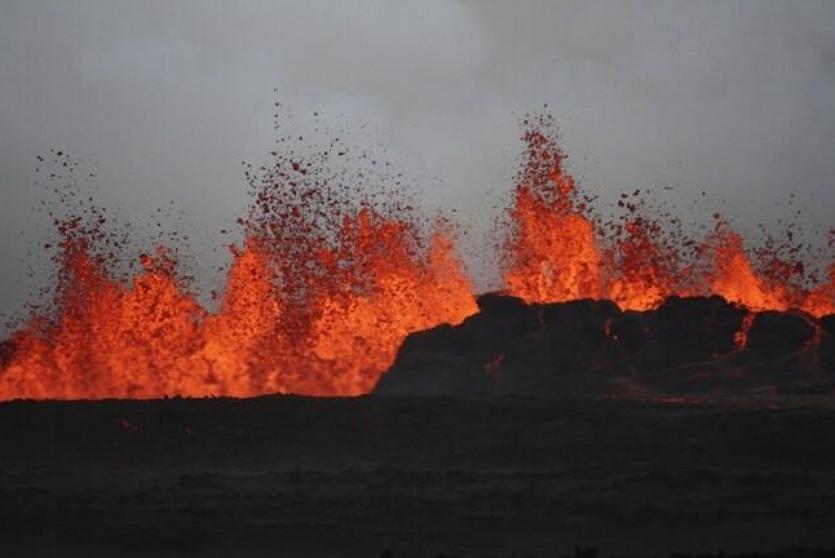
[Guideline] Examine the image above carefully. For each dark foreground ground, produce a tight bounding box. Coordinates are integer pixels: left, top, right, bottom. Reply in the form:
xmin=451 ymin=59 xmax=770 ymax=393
xmin=1 ymin=395 xmax=834 ymax=557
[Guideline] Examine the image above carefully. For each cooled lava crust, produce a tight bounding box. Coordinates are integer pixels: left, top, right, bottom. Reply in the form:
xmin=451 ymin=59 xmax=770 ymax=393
xmin=376 ymin=294 xmax=835 ymax=397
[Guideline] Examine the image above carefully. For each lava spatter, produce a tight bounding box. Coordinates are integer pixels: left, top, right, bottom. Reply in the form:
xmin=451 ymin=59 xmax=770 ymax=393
xmin=500 ymin=114 xmax=834 ymax=317
xmin=1 ymin=112 xmax=833 ymax=401
xmin=0 ymin=133 xmax=478 ymax=400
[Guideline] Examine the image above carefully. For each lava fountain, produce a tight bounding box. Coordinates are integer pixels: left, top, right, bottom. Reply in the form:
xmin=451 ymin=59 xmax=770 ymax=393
xmin=1 ymin=113 xmax=833 ymax=401
xmin=0 ymin=145 xmax=478 ymax=400
xmin=500 ymin=114 xmax=834 ymax=317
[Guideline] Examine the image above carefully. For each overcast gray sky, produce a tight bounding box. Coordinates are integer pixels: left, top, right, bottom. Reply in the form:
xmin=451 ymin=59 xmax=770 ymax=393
xmin=1 ymin=0 xmax=834 ymax=317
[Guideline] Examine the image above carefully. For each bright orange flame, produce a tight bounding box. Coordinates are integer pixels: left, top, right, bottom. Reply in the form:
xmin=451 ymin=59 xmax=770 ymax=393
xmin=698 ymin=225 xmax=834 ymax=316
xmin=502 ymin=124 xmax=677 ymax=311
xmin=0 ymin=209 xmax=477 ymax=400
xmin=705 ymin=228 xmax=788 ymax=311
xmin=604 ymin=218 xmax=677 ymax=311
xmin=502 ymin=127 xmax=602 ymax=303
xmin=502 ymin=119 xmax=834 ymax=316
xmin=503 ymin=179 xmax=602 ymax=303
xmin=1 ymin=118 xmax=833 ymax=401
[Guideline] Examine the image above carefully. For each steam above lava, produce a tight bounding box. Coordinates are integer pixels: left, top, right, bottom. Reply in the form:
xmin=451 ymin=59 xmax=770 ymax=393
xmin=0 ymin=114 xmax=833 ymax=400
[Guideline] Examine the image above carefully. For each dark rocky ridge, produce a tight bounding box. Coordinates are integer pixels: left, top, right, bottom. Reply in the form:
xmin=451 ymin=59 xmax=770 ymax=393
xmin=375 ymin=294 xmax=835 ymax=397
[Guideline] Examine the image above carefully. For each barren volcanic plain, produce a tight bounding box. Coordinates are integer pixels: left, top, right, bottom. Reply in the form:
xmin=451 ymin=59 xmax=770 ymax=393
xmin=2 ymin=393 xmax=835 ymax=557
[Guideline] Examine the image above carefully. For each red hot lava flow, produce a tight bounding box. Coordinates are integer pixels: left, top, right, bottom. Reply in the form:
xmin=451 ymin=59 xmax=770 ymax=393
xmin=1 ymin=116 xmax=833 ymax=400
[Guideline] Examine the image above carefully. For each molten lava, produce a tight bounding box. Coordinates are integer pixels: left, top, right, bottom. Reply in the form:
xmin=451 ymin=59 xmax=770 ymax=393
xmin=501 ymin=116 xmax=835 ymax=316
xmin=502 ymin=136 xmax=602 ymax=302
xmin=1 ymin=115 xmax=833 ymax=401
xmin=0 ymin=151 xmax=478 ymax=399
xmin=0 ymin=218 xmax=476 ymax=399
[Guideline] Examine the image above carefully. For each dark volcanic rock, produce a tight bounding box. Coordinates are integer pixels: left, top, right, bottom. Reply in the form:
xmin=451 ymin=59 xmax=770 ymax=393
xmin=373 ymin=322 xmax=494 ymax=396
xmin=819 ymin=315 xmax=835 ymax=372
xmin=499 ymin=299 xmax=622 ymax=395
xmin=375 ymin=294 xmax=546 ymax=396
xmin=746 ymin=311 xmax=817 ymax=358
xmin=646 ymin=295 xmax=746 ymax=363
xmin=375 ymin=294 xmax=830 ymax=397
xmin=375 ymin=295 xmax=622 ymax=396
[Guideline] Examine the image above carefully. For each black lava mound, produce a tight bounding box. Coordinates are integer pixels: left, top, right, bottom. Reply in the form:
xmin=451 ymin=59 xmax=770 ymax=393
xmin=375 ymin=294 xmax=835 ymax=397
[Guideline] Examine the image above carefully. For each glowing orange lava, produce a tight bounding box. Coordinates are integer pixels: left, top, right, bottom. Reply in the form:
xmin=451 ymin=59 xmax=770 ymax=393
xmin=503 ymin=161 xmax=602 ymax=303
xmin=1 ymin=116 xmax=833 ymax=401
xmin=0 ymin=219 xmax=477 ymax=399
xmin=0 ymin=161 xmax=478 ymax=399
xmin=501 ymin=117 xmax=834 ymax=316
